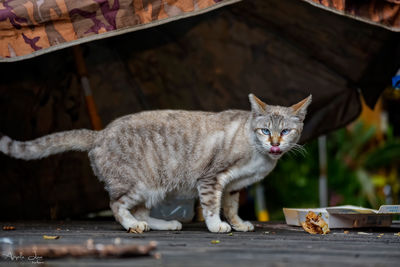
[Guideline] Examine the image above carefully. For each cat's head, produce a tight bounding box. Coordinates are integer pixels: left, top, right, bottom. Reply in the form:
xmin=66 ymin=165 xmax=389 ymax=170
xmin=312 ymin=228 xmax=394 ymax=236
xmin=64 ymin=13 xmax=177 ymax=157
xmin=248 ymin=93 xmax=312 ymax=159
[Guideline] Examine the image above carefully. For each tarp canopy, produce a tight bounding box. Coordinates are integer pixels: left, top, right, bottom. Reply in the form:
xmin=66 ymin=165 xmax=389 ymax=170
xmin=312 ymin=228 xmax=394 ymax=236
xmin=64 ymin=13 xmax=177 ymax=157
xmin=0 ymin=0 xmax=399 ymax=140
xmin=1 ymin=0 xmax=400 ymax=62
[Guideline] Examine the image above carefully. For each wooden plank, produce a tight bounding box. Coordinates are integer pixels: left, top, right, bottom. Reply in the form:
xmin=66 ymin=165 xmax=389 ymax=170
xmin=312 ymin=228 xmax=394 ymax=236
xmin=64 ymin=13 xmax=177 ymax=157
xmin=1 ymin=221 xmax=399 ymax=266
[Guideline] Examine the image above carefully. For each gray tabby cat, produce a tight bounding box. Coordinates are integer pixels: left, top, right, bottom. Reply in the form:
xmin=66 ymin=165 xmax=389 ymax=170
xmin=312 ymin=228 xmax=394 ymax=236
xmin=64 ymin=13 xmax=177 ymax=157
xmin=0 ymin=94 xmax=311 ymax=233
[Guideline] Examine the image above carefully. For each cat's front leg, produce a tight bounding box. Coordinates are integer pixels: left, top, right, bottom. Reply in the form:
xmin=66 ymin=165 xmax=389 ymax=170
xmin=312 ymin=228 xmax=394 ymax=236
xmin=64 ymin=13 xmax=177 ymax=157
xmin=197 ymin=178 xmax=231 ymax=233
xmin=222 ymin=191 xmax=254 ymax=232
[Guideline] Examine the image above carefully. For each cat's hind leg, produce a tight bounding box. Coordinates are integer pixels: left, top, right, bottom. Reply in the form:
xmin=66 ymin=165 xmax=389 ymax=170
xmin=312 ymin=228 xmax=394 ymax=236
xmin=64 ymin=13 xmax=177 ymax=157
xmin=133 ymin=206 xmax=182 ymax=231
xmin=222 ymin=191 xmax=254 ymax=232
xmin=110 ymin=196 xmax=150 ymax=233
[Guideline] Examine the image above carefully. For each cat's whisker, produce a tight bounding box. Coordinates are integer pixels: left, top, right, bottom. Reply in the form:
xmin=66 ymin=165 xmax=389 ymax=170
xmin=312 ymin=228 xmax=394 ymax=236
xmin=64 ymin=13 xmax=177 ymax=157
xmin=295 ymin=148 xmax=307 ymax=157
xmin=287 ymin=149 xmax=301 ymax=158
xmin=288 ymin=144 xmax=307 ymax=157
xmin=284 ymin=150 xmax=296 ymax=159
xmin=293 ymin=143 xmax=307 ymax=153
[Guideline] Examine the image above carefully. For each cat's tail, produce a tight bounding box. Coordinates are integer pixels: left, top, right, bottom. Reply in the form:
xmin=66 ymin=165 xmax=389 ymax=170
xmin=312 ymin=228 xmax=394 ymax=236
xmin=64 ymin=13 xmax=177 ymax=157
xmin=0 ymin=129 xmax=97 ymax=160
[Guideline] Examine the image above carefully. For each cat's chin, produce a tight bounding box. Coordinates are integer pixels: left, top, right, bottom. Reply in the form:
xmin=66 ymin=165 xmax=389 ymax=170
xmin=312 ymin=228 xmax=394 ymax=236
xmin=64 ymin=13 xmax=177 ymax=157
xmin=267 ymin=152 xmax=283 ymax=160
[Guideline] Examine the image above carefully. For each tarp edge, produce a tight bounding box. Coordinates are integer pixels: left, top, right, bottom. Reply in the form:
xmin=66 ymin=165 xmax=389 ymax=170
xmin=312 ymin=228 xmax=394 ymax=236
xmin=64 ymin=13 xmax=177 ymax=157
xmin=0 ymin=0 xmax=241 ymax=63
xmin=302 ymin=0 xmax=400 ymax=33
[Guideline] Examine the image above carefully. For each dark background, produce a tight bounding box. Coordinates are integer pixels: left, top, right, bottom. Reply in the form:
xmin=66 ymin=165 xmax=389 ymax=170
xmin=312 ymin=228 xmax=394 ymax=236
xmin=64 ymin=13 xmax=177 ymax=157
xmin=1 ymin=0 xmax=399 ymax=220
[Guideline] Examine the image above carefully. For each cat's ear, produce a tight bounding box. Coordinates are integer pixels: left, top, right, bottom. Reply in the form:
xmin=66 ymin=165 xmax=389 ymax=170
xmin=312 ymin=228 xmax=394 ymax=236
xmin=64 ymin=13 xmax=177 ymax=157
xmin=291 ymin=95 xmax=312 ymax=121
xmin=249 ymin=94 xmax=267 ymax=115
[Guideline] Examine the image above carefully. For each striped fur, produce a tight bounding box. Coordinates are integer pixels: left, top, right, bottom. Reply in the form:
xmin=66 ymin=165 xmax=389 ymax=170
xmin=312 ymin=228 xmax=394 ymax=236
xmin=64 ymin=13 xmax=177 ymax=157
xmin=0 ymin=94 xmax=311 ymax=233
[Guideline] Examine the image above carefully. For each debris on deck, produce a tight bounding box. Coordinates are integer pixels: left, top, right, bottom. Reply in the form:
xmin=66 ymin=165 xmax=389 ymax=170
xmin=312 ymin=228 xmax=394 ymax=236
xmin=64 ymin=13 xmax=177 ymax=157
xmin=13 ymin=241 xmax=157 ymax=259
xmin=2 ymin=226 xmax=15 ymax=231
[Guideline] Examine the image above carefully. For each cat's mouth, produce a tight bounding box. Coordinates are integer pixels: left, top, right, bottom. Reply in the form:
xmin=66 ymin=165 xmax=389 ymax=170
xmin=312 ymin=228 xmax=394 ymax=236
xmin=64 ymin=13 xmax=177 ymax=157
xmin=269 ymin=146 xmax=282 ymax=155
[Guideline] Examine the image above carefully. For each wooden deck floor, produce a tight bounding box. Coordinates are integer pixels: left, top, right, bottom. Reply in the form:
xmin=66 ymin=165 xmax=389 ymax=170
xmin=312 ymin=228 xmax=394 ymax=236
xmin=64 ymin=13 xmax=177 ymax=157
xmin=1 ymin=220 xmax=399 ymax=266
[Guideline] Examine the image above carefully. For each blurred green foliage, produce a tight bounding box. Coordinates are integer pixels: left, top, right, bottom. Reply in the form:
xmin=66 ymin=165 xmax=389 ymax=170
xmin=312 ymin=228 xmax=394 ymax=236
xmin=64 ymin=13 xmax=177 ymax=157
xmin=263 ymin=140 xmax=319 ymax=220
xmin=263 ymin=122 xmax=400 ymax=221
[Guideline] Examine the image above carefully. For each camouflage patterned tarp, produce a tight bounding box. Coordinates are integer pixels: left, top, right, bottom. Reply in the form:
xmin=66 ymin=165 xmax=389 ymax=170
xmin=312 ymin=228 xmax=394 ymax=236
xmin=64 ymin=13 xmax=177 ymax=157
xmin=303 ymin=0 xmax=400 ymax=31
xmin=0 ymin=0 xmax=240 ymax=62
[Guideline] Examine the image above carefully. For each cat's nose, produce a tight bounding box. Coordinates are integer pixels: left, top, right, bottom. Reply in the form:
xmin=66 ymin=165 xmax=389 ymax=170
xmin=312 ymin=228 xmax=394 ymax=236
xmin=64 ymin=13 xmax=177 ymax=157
xmin=271 ymin=142 xmax=280 ymax=147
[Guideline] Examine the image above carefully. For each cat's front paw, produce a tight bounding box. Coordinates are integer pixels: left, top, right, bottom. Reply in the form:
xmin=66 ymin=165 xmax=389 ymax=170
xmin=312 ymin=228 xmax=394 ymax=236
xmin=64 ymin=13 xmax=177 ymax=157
xmin=127 ymin=221 xmax=150 ymax=234
xmin=166 ymin=220 xmax=183 ymax=230
xmin=232 ymin=221 xmax=254 ymax=232
xmin=207 ymin=221 xmax=232 ymax=233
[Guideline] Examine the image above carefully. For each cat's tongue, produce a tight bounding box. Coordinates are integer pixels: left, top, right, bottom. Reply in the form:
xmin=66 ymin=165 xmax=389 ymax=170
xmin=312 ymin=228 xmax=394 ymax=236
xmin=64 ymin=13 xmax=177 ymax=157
xmin=270 ymin=146 xmax=281 ymax=154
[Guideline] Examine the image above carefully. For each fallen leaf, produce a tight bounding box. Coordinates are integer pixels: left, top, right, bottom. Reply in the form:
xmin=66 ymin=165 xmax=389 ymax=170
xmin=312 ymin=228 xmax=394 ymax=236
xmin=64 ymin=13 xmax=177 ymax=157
xmin=227 ymin=233 xmax=233 ymax=236
xmin=127 ymin=227 xmax=145 ymax=234
xmin=357 ymin=232 xmax=372 ymax=235
xmin=210 ymin=240 xmax=220 ymax=244
xmin=154 ymin=252 xmax=162 ymax=259
xmin=43 ymin=235 xmax=60 ymax=240
xmin=2 ymin=226 xmax=15 ymax=231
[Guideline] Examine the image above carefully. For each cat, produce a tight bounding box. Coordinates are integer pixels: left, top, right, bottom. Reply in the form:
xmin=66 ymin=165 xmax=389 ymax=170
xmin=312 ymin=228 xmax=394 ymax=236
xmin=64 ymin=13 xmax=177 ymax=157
xmin=0 ymin=94 xmax=311 ymax=233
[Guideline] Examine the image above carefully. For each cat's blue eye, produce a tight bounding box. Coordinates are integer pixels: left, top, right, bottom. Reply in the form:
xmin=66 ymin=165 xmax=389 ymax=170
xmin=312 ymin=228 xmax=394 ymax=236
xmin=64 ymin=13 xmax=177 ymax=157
xmin=281 ymin=129 xmax=290 ymax=136
xmin=261 ymin=128 xmax=271 ymax=135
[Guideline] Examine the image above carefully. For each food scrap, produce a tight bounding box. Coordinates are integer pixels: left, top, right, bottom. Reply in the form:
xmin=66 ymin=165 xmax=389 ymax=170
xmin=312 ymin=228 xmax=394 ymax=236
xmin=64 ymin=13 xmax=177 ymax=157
xmin=210 ymin=240 xmax=220 ymax=244
xmin=43 ymin=235 xmax=60 ymax=240
xmin=394 ymin=232 xmax=400 ymax=237
xmin=2 ymin=226 xmax=15 ymax=231
xmin=227 ymin=233 xmax=233 ymax=236
xmin=343 ymin=230 xmax=349 ymax=234
xmin=301 ymin=211 xmax=330 ymax=235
